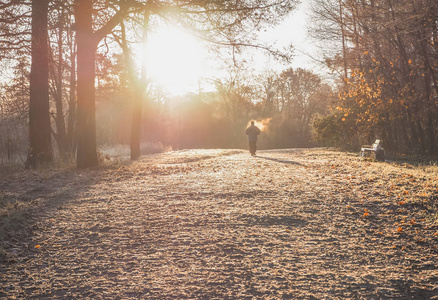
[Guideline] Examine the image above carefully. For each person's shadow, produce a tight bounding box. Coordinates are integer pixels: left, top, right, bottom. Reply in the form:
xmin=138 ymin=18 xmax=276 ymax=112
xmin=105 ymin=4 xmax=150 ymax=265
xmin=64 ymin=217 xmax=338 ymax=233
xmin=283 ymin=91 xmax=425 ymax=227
xmin=256 ymin=155 xmax=305 ymax=166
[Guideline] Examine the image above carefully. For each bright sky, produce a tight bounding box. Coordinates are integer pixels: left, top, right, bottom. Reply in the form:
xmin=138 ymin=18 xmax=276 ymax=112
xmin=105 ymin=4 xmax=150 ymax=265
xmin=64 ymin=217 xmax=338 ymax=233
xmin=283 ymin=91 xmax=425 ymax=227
xmin=145 ymin=26 xmax=209 ymax=95
xmin=144 ymin=1 xmax=316 ymax=95
xmin=257 ymin=1 xmax=315 ymax=70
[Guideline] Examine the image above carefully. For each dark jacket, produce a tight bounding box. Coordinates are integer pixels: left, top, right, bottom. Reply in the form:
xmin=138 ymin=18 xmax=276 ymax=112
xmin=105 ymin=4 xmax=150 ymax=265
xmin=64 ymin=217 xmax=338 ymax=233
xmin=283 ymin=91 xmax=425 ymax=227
xmin=245 ymin=125 xmax=261 ymax=142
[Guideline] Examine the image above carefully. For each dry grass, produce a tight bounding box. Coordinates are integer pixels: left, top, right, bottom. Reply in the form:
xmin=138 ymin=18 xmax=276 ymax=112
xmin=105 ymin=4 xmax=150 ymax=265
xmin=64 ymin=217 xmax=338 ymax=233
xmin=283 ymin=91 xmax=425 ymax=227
xmin=1 ymin=148 xmax=437 ymax=298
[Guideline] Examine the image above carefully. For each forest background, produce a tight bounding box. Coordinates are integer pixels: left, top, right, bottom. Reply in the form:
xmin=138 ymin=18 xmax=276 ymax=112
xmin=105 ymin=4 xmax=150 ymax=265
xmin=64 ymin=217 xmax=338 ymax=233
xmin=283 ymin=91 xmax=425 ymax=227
xmin=0 ymin=0 xmax=437 ymax=168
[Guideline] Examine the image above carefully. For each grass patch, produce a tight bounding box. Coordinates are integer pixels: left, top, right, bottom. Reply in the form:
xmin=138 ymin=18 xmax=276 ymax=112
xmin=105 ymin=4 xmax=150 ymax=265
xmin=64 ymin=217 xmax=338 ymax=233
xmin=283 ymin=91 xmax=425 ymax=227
xmin=0 ymin=192 xmax=36 ymax=263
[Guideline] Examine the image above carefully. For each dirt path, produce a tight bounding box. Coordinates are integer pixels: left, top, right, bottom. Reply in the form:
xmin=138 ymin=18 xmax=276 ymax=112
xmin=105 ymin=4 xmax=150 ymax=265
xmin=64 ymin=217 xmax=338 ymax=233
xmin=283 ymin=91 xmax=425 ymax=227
xmin=1 ymin=149 xmax=438 ymax=299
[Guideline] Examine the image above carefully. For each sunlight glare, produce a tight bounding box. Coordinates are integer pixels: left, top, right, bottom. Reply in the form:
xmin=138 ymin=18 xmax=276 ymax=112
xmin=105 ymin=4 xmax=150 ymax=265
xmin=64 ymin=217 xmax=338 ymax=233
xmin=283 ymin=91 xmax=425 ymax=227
xmin=248 ymin=118 xmax=272 ymax=132
xmin=146 ymin=26 xmax=206 ymax=94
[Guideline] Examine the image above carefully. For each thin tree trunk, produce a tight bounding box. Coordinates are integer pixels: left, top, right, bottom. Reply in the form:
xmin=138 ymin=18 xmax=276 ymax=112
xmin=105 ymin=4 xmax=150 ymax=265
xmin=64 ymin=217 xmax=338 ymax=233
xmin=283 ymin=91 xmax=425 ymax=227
xmin=427 ymin=113 xmax=437 ymax=156
xmin=67 ymin=39 xmax=77 ymax=155
xmin=54 ymin=11 xmax=68 ymax=158
xmin=130 ymin=11 xmax=150 ymax=160
xmin=339 ymin=0 xmax=348 ymax=79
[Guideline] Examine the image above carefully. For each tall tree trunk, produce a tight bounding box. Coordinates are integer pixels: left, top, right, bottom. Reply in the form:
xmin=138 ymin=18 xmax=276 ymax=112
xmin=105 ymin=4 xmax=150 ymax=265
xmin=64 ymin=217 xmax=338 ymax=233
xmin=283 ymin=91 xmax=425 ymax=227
xmin=27 ymin=0 xmax=53 ymax=168
xmin=130 ymin=93 xmax=143 ymax=160
xmin=54 ymin=11 xmax=68 ymax=158
xmin=339 ymin=0 xmax=348 ymax=79
xmin=75 ymin=0 xmax=98 ymax=168
xmin=130 ymin=11 xmax=150 ymax=160
xmin=74 ymin=0 xmax=128 ymax=168
xmin=66 ymin=39 xmax=77 ymax=155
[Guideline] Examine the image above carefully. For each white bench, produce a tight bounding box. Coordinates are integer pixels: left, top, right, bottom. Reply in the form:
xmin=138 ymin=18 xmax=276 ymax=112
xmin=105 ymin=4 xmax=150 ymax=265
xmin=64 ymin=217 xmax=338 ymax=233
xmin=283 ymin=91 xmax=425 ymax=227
xmin=361 ymin=139 xmax=385 ymax=161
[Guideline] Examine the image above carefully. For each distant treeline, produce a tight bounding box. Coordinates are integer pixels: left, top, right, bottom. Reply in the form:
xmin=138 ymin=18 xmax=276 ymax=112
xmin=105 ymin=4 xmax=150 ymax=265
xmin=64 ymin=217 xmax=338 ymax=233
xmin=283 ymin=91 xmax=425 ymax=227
xmin=0 ymin=54 xmax=332 ymax=162
xmin=95 ymin=67 xmax=332 ymax=152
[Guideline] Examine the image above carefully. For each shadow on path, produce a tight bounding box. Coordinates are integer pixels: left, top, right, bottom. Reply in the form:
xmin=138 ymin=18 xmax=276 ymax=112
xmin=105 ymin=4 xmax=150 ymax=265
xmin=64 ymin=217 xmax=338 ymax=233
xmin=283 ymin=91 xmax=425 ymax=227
xmin=238 ymin=214 xmax=308 ymax=228
xmin=256 ymin=155 xmax=305 ymax=166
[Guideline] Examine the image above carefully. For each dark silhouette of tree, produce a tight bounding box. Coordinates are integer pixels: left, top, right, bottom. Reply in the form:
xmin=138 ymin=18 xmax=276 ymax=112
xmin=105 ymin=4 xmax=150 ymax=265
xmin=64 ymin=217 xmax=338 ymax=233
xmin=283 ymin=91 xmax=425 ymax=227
xmin=27 ymin=0 xmax=53 ymax=168
xmin=74 ymin=0 xmax=129 ymax=168
xmin=1 ymin=1 xmax=78 ymax=162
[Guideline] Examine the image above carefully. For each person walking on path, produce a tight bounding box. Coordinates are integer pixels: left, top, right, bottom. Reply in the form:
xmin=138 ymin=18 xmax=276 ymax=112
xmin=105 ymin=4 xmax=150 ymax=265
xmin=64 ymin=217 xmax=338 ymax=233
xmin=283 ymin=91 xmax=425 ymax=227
xmin=245 ymin=121 xmax=261 ymax=156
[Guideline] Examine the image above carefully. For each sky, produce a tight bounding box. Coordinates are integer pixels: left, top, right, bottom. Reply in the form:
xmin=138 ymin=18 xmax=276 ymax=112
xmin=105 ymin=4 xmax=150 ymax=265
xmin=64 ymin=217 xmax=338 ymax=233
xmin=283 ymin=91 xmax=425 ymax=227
xmin=0 ymin=2 xmax=319 ymax=94
xmin=145 ymin=1 xmax=319 ymax=95
xmin=257 ymin=0 xmax=315 ymax=71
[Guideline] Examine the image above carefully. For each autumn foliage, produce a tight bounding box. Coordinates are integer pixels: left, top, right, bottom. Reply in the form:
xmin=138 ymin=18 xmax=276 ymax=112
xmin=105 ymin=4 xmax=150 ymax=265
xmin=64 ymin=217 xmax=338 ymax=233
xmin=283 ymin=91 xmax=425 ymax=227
xmin=312 ymin=0 xmax=438 ymax=158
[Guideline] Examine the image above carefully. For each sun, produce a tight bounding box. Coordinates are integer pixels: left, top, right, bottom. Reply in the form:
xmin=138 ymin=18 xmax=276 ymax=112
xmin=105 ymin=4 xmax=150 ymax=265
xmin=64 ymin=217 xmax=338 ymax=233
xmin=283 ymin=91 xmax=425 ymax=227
xmin=145 ymin=26 xmax=206 ymax=94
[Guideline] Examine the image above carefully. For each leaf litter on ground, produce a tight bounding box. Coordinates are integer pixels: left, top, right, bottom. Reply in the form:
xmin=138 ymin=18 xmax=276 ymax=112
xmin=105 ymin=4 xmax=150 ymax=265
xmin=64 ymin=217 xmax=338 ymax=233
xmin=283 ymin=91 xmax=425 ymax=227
xmin=1 ymin=148 xmax=437 ymax=299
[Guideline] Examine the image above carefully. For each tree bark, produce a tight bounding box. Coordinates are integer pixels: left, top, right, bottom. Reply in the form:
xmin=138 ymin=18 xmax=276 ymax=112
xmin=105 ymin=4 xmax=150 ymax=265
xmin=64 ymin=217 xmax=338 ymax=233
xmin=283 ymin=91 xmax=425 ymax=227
xmin=339 ymin=0 xmax=348 ymax=79
xmin=66 ymin=38 xmax=77 ymax=155
xmin=27 ymin=0 xmax=53 ymax=168
xmin=54 ymin=11 xmax=68 ymax=158
xmin=74 ymin=0 xmax=129 ymax=168
xmin=130 ymin=12 xmax=150 ymax=160
xmin=130 ymin=93 xmax=142 ymax=160
xmin=75 ymin=0 xmax=98 ymax=168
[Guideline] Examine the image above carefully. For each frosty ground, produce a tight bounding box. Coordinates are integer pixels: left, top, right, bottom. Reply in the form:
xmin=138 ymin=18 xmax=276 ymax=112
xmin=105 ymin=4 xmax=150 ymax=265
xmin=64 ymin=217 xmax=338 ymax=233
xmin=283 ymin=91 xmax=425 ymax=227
xmin=1 ymin=148 xmax=438 ymax=299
